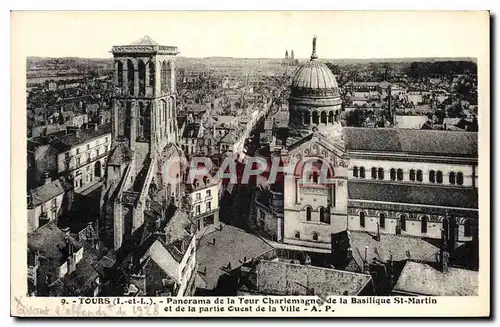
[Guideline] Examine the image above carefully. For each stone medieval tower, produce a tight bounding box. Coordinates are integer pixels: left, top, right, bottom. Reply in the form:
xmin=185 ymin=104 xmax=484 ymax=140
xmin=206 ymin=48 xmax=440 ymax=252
xmin=101 ymin=36 xmax=183 ymax=251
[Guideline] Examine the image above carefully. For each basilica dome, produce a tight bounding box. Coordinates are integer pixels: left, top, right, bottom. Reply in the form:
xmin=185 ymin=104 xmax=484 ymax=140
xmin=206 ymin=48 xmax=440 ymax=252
xmin=291 ymin=60 xmax=340 ymax=98
xmin=288 ymin=36 xmax=343 ymax=132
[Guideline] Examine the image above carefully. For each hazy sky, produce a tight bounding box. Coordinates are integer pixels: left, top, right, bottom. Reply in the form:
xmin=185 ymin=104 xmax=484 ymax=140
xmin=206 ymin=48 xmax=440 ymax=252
xmin=12 ymin=11 xmax=487 ymax=59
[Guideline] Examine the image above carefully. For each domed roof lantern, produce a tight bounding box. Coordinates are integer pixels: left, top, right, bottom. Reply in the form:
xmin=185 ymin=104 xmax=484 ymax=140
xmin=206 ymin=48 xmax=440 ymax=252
xmin=311 ymin=35 xmax=318 ymax=60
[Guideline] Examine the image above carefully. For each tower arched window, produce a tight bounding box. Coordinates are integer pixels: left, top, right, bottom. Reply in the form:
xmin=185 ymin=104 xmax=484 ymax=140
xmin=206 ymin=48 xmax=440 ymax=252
xmin=397 ymin=169 xmax=404 ymax=181
xmin=320 ymin=111 xmax=327 ymax=124
xmin=359 ymin=211 xmax=366 ymax=228
xmin=421 ymin=216 xmax=428 ymax=234
xmin=400 ymin=214 xmax=407 ymax=231
xmin=429 ymin=170 xmax=436 ymax=183
xmin=148 ymin=61 xmax=155 ymax=87
xmin=116 ymin=61 xmax=123 ymax=87
xmin=353 ymin=166 xmax=359 ymax=178
xmin=436 ymin=171 xmax=443 ymax=184
xmin=379 ymin=213 xmax=386 ymax=229
xmin=417 ymin=170 xmax=423 ymax=182
xmin=390 ymin=168 xmax=396 ymax=180
xmin=360 ymin=167 xmax=366 ymax=179
xmin=306 ymin=207 xmax=312 ymax=221
xmin=457 ymin=172 xmax=464 ymax=185
xmin=409 ymin=169 xmax=416 ymax=181
xmin=127 ymin=60 xmax=135 ymax=96
xmin=371 ymin=167 xmax=377 ymax=179
xmin=303 ymin=111 xmax=310 ymax=125
xmin=328 ymin=111 xmax=334 ymax=123
xmin=378 ymin=168 xmax=384 ymax=180
xmin=161 ymin=61 xmax=167 ymax=93
xmin=449 ymin=172 xmax=456 ymax=185
xmin=464 ymin=219 xmax=473 ymax=237
xmin=138 ymin=60 xmax=146 ymax=96
xmin=312 ymin=111 xmax=319 ymax=124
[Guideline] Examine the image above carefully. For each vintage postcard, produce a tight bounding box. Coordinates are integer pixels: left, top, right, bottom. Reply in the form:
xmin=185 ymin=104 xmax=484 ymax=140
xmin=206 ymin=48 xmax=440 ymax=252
xmin=11 ymin=11 xmax=490 ymax=317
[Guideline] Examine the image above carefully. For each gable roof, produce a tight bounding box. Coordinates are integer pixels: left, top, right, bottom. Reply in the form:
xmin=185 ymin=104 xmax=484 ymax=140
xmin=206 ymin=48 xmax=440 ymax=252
xmin=146 ymin=239 xmax=180 ymax=284
xmin=130 ymin=35 xmax=159 ymax=46
xmin=393 ymin=261 xmax=478 ymax=296
xmin=29 ymin=178 xmax=67 ymax=207
xmin=196 ymin=223 xmax=274 ymax=290
xmin=349 ymin=231 xmax=440 ymax=270
xmin=28 ymin=222 xmax=82 ymax=269
xmin=343 ymin=127 xmax=477 ymax=157
xmin=252 ymin=260 xmax=372 ymax=296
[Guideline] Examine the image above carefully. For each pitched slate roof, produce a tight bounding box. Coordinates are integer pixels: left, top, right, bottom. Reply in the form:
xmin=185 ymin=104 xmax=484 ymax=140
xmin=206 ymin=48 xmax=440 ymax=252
xmin=130 ymin=35 xmax=159 ymax=46
xmin=28 ymin=222 xmax=82 ymax=269
xmin=348 ymin=231 xmax=440 ymax=270
xmin=348 ymin=180 xmax=478 ymax=209
xmin=343 ymin=127 xmax=477 ymax=157
xmin=393 ymin=261 xmax=478 ymax=296
xmin=50 ymin=123 xmax=111 ymax=152
xmin=251 ymin=260 xmax=372 ymax=296
xmin=29 ymin=178 xmax=66 ymax=206
xmin=196 ymin=223 xmax=274 ymax=290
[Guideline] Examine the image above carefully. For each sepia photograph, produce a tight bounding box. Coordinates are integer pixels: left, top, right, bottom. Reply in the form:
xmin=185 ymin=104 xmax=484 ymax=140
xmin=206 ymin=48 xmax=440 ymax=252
xmin=11 ymin=10 xmax=490 ymax=317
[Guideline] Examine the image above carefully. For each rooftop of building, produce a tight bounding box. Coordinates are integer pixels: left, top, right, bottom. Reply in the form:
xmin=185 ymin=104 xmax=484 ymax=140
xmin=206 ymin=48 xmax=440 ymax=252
xmin=163 ymin=208 xmax=196 ymax=263
xmin=28 ymin=177 xmax=72 ymax=207
xmin=196 ymin=223 xmax=275 ymax=291
xmin=348 ymin=230 xmax=440 ymax=272
xmin=394 ymin=115 xmax=429 ymax=130
xmin=348 ymin=180 xmax=478 ymax=209
xmin=343 ymin=127 xmax=477 ymax=157
xmin=50 ymin=123 xmax=111 ymax=152
xmin=28 ymin=222 xmax=82 ymax=269
xmin=393 ymin=261 xmax=478 ymax=296
xmin=243 ymin=260 xmax=372 ymax=296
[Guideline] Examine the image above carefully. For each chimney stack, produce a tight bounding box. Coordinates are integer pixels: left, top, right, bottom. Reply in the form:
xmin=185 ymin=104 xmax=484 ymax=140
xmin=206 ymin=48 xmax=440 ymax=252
xmin=44 ymin=172 xmax=51 ymax=185
xmin=440 ymin=229 xmax=450 ymax=273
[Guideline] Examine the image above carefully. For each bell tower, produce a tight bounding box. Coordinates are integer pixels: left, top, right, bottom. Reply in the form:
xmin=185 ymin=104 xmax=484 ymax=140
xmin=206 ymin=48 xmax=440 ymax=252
xmin=111 ymin=35 xmax=179 ymax=157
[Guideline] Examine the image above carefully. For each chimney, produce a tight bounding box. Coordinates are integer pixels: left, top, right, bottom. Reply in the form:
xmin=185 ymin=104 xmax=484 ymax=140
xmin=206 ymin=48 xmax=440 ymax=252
xmin=44 ymin=172 xmax=51 ymax=185
xmin=212 ymin=238 xmax=216 ymax=245
xmin=440 ymin=229 xmax=450 ymax=273
xmin=227 ymin=262 xmax=232 ymax=270
xmin=75 ymin=129 xmax=80 ymax=139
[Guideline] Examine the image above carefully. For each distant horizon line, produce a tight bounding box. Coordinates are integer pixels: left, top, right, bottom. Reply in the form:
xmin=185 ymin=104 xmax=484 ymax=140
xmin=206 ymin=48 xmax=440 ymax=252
xmin=27 ymin=55 xmax=477 ymax=63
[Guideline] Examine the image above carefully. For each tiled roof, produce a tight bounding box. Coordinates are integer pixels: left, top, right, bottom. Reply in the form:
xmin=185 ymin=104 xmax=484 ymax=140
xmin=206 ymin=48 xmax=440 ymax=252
xmin=196 ymin=223 xmax=274 ymax=290
xmin=393 ymin=261 xmax=478 ymax=296
xmin=147 ymin=239 xmax=180 ymax=283
xmin=348 ymin=231 xmax=440 ymax=270
xmin=130 ymin=35 xmax=159 ymax=46
xmin=251 ymin=260 xmax=372 ymax=296
xmin=29 ymin=178 xmax=66 ymax=207
xmin=63 ymin=245 xmax=100 ymax=295
xmin=348 ymin=180 xmax=478 ymax=209
xmin=164 ymin=208 xmax=195 ymax=263
xmin=107 ymin=143 xmax=133 ymax=166
xmin=51 ymin=123 xmax=111 ymax=152
xmin=343 ymin=127 xmax=477 ymax=157
xmin=28 ymin=222 xmax=82 ymax=269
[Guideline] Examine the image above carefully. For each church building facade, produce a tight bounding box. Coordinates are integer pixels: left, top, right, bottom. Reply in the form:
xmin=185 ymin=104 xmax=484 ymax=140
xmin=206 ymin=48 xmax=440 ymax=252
xmin=100 ymin=36 xmax=184 ymax=250
xmin=253 ymin=37 xmax=478 ymax=255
